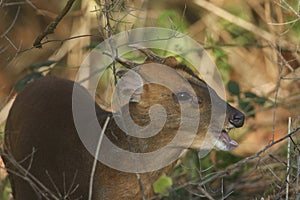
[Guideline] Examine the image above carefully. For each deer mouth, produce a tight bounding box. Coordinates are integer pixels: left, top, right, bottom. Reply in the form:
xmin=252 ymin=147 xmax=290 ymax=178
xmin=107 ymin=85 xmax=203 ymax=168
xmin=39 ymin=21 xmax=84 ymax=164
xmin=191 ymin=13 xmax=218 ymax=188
xmin=215 ymin=126 xmax=238 ymax=151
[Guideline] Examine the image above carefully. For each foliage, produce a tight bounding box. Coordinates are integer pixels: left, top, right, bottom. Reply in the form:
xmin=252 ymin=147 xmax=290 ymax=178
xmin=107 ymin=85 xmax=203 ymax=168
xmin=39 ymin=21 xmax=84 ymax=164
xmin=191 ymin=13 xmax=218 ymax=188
xmin=0 ymin=178 xmax=10 ymax=200
xmin=153 ymin=173 xmax=173 ymax=196
xmin=14 ymin=72 xmax=43 ymax=91
xmin=227 ymin=80 xmax=269 ymax=117
xmin=206 ymin=34 xmax=232 ymax=83
xmin=14 ymin=60 xmax=56 ymax=91
xmin=157 ymin=10 xmax=188 ymax=32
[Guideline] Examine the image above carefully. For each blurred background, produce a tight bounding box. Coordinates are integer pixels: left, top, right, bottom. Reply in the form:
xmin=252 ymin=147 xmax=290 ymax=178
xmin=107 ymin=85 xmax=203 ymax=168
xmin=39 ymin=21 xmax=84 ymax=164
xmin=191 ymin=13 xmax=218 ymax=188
xmin=0 ymin=0 xmax=299 ymax=199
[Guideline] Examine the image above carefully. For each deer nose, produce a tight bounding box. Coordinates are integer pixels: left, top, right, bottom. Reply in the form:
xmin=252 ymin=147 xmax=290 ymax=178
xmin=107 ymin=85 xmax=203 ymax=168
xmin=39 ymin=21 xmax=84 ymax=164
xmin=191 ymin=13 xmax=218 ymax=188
xmin=229 ymin=111 xmax=245 ymax=128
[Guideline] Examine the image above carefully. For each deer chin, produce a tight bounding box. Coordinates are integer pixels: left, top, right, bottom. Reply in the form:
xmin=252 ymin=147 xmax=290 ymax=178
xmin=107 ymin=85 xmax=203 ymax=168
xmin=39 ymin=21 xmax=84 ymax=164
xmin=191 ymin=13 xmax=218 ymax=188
xmin=214 ymin=127 xmax=238 ymax=151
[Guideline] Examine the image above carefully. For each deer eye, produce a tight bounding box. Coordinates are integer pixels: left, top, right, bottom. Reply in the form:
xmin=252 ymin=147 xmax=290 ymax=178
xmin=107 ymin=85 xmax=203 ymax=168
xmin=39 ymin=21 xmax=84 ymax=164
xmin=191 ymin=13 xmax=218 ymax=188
xmin=174 ymin=92 xmax=192 ymax=101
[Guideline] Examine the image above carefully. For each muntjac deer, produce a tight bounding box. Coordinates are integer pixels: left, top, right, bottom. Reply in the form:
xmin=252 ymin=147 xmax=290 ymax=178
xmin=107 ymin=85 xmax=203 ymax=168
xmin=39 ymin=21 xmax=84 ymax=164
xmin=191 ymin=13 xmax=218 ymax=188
xmin=2 ymin=48 xmax=244 ymax=200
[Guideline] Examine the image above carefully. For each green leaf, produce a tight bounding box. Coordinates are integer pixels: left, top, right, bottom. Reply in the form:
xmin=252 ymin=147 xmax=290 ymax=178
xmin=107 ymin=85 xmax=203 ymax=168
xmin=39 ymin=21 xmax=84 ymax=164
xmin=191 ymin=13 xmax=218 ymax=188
xmin=14 ymin=72 xmax=43 ymax=91
xmin=153 ymin=173 xmax=173 ymax=196
xmin=238 ymin=99 xmax=255 ymax=117
xmin=244 ymin=92 xmax=267 ymax=105
xmin=30 ymin=60 xmax=56 ymax=71
xmin=254 ymin=97 xmax=267 ymax=105
xmin=227 ymin=81 xmax=240 ymax=96
xmin=244 ymin=92 xmax=257 ymax=98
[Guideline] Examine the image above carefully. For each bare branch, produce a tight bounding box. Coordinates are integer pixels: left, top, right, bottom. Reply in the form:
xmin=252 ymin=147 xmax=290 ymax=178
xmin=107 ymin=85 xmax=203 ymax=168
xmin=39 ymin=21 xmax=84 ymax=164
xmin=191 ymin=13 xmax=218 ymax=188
xmin=33 ymin=0 xmax=76 ymax=48
xmin=199 ymin=126 xmax=300 ymax=186
xmin=103 ymin=50 xmax=140 ymax=68
xmin=0 ymin=6 xmax=20 ymax=37
xmin=88 ymin=116 xmax=110 ymax=200
xmin=129 ymin=44 xmax=164 ymax=63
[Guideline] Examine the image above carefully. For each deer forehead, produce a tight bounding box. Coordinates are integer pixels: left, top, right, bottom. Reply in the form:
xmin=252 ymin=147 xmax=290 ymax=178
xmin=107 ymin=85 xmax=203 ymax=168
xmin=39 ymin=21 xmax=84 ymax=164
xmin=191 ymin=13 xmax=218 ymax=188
xmin=136 ymin=63 xmax=194 ymax=93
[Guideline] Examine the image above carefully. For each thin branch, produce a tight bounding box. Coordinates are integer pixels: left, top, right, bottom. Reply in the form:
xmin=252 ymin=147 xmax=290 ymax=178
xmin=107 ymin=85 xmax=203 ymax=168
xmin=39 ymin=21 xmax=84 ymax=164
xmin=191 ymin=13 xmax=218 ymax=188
xmin=0 ymin=6 xmax=21 ymax=37
xmin=281 ymin=0 xmax=300 ymax=18
xmin=271 ymin=62 xmax=284 ymax=142
xmin=136 ymin=173 xmax=146 ymax=200
xmin=33 ymin=0 xmax=76 ymax=48
xmin=0 ymin=1 xmax=26 ymax=7
xmin=22 ymin=34 xmax=99 ymax=53
xmin=45 ymin=170 xmax=62 ymax=198
xmin=198 ymin=186 xmax=215 ymax=200
xmin=198 ymin=126 xmax=300 ymax=186
xmin=4 ymin=35 xmax=17 ymax=50
xmin=193 ymin=0 xmax=277 ymax=43
xmin=296 ymin=148 xmax=300 ymax=200
xmin=0 ymin=45 xmax=9 ymax=54
xmin=1 ymin=148 xmax=60 ymax=200
xmin=286 ymin=117 xmax=291 ymax=200
xmin=88 ymin=116 xmax=110 ymax=200
xmin=66 ymin=170 xmax=79 ymax=197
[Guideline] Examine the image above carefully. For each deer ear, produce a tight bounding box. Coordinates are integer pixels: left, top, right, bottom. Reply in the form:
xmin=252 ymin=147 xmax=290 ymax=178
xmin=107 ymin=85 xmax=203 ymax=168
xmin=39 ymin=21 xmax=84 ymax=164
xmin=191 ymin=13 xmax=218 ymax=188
xmin=115 ymin=68 xmax=144 ymax=104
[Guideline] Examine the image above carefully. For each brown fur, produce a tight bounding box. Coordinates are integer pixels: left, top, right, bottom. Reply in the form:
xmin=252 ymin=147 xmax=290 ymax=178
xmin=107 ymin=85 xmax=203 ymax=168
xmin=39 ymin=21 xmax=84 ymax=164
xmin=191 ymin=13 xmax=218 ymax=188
xmin=2 ymin=57 xmax=244 ymax=199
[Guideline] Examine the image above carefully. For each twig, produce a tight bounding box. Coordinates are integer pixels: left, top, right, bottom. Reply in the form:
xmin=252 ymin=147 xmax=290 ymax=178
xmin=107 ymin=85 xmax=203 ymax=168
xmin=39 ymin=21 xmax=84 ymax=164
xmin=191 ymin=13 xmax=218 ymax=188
xmin=199 ymin=126 xmax=300 ymax=186
xmin=0 ymin=45 xmax=9 ymax=54
xmin=296 ymin=148 xmax=300 ymax=200
xmin=102 ymin=50 xmax=139 ymax=68
xmin=66 ymin=170 xmax=79 ymax=197
xmin=269 ymin=154 xmax=287 ymax=166
xmin=45 ymin=170 xmax=62 ymax=198
xmin=0 ymin=1 xmax=26 ymax=7
xmin=271 ymin=63 xmax=283 ymax=142
xmin=1 ymin=149 xmax=60 ymax=200
xmin=33 ymin=0 xmax=76 ymax=48
xmin=280 ymin=0 xmax=300 ymax=18
xmin=23 ymin=34 xmax=99 ymax=53
xmin=222 ymin=190 xmax=234 ymax=200
xmin=0 ymin=6 xmax=20 ymax=37
xmin=271 ymin=43 xmax=292 ymax=142
xmin=136 ymin=173 xmax=146 ymax=200
xmin=193 ymin=0 xmax=276 ymax=43
xmin=286 ymin=117 xmax=291 ymax=200
xmin=198 ymin=186 xmax=215 ymax=200
xmin=88 ymin=116 xmax=110 ymax=200
xmin=221 ymin=177 xmax=224 ymax=199
xmin=4 ymin=35 xmax=17 ymax=50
